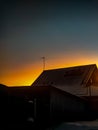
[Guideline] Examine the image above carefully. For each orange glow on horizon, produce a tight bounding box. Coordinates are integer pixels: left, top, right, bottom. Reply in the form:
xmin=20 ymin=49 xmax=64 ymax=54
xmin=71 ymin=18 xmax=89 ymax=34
xmin=1 ymin=52 xmax=98 ymax=87
xmin=0 ymin=62 xmax=43 ymax=87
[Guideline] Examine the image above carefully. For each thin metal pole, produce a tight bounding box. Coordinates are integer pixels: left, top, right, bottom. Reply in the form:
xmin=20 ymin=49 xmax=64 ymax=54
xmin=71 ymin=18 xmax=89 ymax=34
xmin=42 ymin=57 xmax=45 ymax=71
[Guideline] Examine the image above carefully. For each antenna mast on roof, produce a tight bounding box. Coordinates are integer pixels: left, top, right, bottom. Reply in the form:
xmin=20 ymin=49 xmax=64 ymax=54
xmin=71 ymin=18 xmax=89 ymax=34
xmin=42 ymin=56 xmax=46 ymax=71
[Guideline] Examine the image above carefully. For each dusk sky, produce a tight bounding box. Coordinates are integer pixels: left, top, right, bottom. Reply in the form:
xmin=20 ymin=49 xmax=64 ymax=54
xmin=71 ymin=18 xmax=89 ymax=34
xmin=1 ymin=0 xmax=98 ymax=86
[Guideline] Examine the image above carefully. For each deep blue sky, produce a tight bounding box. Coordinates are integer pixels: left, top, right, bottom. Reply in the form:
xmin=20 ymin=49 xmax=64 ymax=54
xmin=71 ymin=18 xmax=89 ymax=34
xmin=1 ymin=0 xmax=98 ymax=86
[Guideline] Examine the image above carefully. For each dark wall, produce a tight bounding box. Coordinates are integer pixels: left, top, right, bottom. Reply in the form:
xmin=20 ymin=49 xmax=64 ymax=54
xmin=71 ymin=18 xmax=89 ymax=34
xmin=50 ymin=89 xmax=88 ymax=122
xmin=0 ymin=85 xmax=92 ymax=127
xmin=83 ymin=96 xmax=98 ymax=119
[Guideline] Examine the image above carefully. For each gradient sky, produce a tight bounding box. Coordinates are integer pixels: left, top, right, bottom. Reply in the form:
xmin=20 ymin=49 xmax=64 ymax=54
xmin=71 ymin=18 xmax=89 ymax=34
xmin=1 ymin=0 xmax=98 ymax=86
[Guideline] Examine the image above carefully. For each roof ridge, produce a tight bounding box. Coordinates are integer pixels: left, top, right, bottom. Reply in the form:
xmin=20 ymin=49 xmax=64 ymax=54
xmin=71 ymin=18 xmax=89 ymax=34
xmin=44 ymin=64 xmax=97 ymax=72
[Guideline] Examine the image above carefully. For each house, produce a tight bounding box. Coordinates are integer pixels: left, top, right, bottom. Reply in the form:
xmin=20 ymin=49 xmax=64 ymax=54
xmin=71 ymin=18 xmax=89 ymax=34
xmin=1 ymin=64 xmax=98 ymax=127
xmin=31 ymin=64 xmax=98 ymax=118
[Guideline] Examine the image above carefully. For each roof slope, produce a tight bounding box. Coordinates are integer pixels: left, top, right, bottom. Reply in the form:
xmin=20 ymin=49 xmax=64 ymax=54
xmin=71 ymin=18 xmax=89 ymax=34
xmin=0 ymin=84 xmax=7 ymax=91
xmin=32 ymin=64 xmax=97 ymax=96
xmin=30 ymin=85 xmax=87 ymax=102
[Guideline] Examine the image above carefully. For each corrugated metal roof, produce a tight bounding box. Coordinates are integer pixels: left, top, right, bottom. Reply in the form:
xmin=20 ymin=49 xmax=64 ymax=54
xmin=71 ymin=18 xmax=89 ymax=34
xmin=32 ymin=64 xmax=97 ymax=96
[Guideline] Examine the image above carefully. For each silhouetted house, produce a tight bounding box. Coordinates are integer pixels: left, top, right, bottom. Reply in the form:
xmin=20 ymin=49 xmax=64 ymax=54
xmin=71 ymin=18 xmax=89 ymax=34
xmin=32 ymin=64 xmax=98 ymax=118
xmin=1 ymin=64 xmax=98 ymax=127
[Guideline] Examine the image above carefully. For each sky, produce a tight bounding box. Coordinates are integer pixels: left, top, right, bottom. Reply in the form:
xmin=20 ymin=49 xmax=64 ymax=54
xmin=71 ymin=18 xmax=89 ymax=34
xmin=0 ymin=0 xmax=98 ymax=86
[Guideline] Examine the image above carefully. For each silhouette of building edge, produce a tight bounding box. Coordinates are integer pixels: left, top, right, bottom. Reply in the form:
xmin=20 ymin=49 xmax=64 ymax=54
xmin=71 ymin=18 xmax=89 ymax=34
xmin=1 ymin=64 xmax=98 ymax=127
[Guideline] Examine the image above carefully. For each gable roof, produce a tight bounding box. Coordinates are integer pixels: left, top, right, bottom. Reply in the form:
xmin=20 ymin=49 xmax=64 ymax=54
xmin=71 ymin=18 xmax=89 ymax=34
xmin=31 ymin=64 xmax=97 ymax=96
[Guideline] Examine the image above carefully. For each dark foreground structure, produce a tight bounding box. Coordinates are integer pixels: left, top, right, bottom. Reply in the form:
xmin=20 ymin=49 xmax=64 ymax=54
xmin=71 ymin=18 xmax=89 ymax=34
xmin=1 ymin=64 xmax=98 ymax=129
xmin=0 ymin=84 xmax=90 ymax=128
xmin=32 ymin=64 xmax=98 ymax=116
